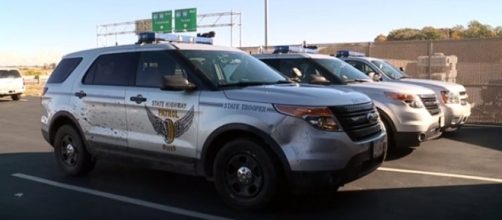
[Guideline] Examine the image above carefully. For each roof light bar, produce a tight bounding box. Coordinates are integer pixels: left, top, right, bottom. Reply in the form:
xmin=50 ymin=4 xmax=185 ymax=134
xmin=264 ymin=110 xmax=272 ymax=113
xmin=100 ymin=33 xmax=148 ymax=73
xmin=136 ymin=32 xmax=214 ymax=45
xmin=336 ymin=50 xmax=366 ymax=58
xmin=272 ymin=45 xmax=318 ymax=54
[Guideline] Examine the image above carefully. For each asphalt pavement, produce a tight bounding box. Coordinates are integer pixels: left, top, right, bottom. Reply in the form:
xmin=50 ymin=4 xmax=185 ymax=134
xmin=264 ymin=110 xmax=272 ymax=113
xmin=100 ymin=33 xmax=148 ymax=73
xmin=1 ymin=96 xmax=501 ymax=220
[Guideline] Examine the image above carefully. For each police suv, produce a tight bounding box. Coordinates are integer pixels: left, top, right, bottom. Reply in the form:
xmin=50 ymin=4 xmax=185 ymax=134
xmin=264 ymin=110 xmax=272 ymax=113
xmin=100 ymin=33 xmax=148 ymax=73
xmin=338 ymin=51 xmax=471 ymax=132
xmin=255 ymin=46 xmax=443 ymax=150
xmin=41 ymin=33 xmax=387 ymax=210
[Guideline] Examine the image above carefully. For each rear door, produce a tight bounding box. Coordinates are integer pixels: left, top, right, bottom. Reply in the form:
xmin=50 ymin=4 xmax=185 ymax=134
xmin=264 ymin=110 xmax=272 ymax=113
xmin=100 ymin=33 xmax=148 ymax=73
xmin=125 ymin=50 xmax=200 ymax=159
xmin=73 ymin=52 xmax=138 ymax=149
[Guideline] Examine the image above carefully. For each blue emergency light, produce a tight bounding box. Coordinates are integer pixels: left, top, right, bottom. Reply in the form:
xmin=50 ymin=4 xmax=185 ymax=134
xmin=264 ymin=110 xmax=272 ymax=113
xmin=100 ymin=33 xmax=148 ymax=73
xmin=335 ymin=50 xmax=366 ymax=58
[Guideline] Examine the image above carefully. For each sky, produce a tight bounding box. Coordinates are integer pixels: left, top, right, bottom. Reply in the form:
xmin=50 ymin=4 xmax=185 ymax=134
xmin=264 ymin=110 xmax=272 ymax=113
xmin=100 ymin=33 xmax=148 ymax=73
xmin=1 ymin=0 xmax=501 ymax=66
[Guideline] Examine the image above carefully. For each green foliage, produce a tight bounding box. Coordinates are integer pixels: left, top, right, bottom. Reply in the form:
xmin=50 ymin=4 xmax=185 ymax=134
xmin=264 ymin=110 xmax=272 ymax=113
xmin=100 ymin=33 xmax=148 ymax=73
xmin=387 ymin=28 xmax=423 ymax=41
xmin=374 ymin=34 xmax=387 ymax=42
xmin=377 ymin=20 xmax=502 ymax=41
xmin=19 ymin=68 xmax=47 ymax=76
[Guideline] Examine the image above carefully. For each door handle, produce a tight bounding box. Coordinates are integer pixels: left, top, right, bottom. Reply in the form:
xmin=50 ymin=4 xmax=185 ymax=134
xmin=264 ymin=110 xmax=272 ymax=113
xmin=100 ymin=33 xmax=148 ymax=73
xmin=74 ymin=90 xmax=87 ymax=99
xmin=130 ymin=94 xmax=147 ymax=104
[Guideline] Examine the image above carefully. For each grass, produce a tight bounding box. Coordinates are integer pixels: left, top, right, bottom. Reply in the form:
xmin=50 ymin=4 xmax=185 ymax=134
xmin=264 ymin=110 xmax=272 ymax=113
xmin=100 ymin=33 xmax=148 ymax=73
xmin=24 ymin=84 xmax=45 ymax=97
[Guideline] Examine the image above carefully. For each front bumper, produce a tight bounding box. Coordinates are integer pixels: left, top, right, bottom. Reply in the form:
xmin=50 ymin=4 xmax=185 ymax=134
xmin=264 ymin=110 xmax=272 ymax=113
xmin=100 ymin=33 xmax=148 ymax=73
xmin=287 ymin=145 xmax=385 ymax=192
xmin=442 ymin=102 xmax=472 ymax=130
xmin=271 ymin=117 xmax=387 ymax=190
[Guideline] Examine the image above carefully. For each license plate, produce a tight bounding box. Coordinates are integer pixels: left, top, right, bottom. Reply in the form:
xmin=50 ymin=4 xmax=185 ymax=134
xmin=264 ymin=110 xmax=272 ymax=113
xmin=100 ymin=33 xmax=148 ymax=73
xmin=372 ymin=140 xmax=385 ymax=158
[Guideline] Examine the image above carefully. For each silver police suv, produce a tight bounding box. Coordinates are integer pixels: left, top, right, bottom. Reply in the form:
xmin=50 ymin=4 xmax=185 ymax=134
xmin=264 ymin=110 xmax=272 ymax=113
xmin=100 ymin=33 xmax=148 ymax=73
xmin=339 ymin=52 xmax=471 ymax=132
xmin=41 ymin=33 xmax=386 ymax=210
xmin=256 ymin=48 xmax=443 ymax=150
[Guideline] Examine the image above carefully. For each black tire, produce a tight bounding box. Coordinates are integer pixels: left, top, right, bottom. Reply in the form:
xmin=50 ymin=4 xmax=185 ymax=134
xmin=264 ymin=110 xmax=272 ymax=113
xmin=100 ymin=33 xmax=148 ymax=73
xmin=378 ymin=110 xmax=397 ymax=150
xmin=11 ymin=94 xmax=20 ymax=101
xmin=54 ymin=125 xmax=94 ymax=176
xmin=213 ymin=138 xmax=280 ymax=211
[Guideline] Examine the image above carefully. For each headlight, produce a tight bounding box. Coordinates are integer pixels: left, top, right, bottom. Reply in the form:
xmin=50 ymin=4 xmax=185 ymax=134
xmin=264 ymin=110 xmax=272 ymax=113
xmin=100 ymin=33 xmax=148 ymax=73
xmin=274 ymin=104 xmax=339 ymax=131
xmin=385 ymin=92 xmax=424 ymax=108
xmin=441 ymin=91 xmax=460 ymax=104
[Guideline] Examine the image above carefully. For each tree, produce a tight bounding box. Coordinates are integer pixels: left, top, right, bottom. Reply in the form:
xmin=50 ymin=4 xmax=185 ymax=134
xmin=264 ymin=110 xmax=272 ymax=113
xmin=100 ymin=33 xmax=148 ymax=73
xmin=374 ymin=34 xmax=387 ymax=42
xmin=421 ymin=26 xmax=443 ymax=40
xmin=449 ymin=25 xmax=464 ymax=40
xmin=494 ymin=26 xmax=502 ymax=38
xmin=461 ymin=20 xmax=496 ymax=39
xmin=387 ymin=28 xmax=424 ymax=41
xmin=375 ymin=20 xmax=502 ymax=41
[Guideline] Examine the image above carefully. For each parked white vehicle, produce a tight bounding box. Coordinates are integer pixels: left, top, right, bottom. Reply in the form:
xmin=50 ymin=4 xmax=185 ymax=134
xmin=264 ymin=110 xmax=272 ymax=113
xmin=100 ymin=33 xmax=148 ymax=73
xmin=0 ymin=68 xmax=24 ymax=101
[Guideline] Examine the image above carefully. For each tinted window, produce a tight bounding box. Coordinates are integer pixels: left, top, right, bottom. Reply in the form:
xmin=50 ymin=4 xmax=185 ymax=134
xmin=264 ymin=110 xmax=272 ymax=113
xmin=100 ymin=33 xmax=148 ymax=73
xmin=83 ymin=53 xmax=138 ymax=86
xmin=179 ymin=50 xmax=286 ymax=86
xmin=47 ymin=58 xmax=82 ymax=83
xmin=0 ymin=70 xmax=21 ymax=78
xmin=136 ymin=51 xmax=187 ymax=88
xmin=346 ymin=61 xmax=376 ymax=75
xmin=371 ymin=60 xmax=408 ymax=79
xmin=268 ymin=58 xmax=333 ymax=83
xmin=314 ymin=58 xmax=372 ymax=82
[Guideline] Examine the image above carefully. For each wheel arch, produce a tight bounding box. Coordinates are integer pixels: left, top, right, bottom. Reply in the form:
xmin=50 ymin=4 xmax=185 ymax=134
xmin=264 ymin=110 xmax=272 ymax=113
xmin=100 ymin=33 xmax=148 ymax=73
xmin=48 ymin=111 xmax=86 ymax=146
xmin=199 ymin=123 xmax=290 ymax=179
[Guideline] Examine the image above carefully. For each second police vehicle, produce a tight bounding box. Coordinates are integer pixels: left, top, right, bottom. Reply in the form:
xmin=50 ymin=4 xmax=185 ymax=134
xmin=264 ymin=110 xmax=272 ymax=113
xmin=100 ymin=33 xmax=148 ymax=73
xmin=338 ymin=50 xmax=471 ymax=132
xmin=41 ymin=33 xmax=387 ymax=210
xmin=255 ymin=45 xmax=444 ymax=150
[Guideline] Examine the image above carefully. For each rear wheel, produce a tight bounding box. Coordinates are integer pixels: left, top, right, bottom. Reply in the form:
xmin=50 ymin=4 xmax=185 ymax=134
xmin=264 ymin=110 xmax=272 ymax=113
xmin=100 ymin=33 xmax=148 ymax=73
xmin=11 ymin=94 xmax=20 ymax=101
xmin=54 ymin=125 xmax=94 ymax=176
xmin=213 ymin=138 xmax=280 ymax=210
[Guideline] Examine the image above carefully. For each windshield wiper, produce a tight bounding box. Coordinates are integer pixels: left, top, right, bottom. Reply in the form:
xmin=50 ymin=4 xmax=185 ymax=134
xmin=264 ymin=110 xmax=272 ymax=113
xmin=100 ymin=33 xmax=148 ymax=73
xmin=218 ymin=81 xmax=272 ymax=88
xmin=344 ymin=79 xmax=370 ymax=83
xmin=275 ymin=80 xmax=294 ymax=84
xmin=218 ymin=80 xmax=293 ymax=88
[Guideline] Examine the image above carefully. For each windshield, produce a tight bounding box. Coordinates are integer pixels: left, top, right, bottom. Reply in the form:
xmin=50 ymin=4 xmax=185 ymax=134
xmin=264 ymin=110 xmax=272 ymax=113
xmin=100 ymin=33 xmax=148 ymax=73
xmin=314 ymin=58 xmax=372 ymax=83
xmin=0 ymin=70 xmax=21 ymax=78
xmin=179 ymin=50 xmax=287 ymax=87
xmin=371 ymin=60 xmax=408 ymax=79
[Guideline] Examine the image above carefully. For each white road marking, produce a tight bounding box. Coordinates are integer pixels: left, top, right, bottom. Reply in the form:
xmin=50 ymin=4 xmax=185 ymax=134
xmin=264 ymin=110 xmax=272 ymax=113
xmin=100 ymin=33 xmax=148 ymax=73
xmin=11 ymin=173 xmax=232 ymax=220
xmin=378 ymin=167 xmax=502 ymax=183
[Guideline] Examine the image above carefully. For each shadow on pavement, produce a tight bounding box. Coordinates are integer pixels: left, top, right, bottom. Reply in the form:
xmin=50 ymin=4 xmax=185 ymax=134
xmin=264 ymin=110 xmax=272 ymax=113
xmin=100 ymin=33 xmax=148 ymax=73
xmin=442 ymin=125 xmax=502 ymax=151
xmin=1 ymin=152 xmax=501 ymax=220
xmin=384 ymin=147 xmax=414 ymax=161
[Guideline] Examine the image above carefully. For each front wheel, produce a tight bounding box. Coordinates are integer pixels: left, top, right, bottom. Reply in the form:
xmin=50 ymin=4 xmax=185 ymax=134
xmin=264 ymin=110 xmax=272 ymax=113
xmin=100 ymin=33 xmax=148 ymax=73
xmin=213 ymin=138 xmax=280 ymax=210
xmin=54 ymin=125 xmax=94 ymax=176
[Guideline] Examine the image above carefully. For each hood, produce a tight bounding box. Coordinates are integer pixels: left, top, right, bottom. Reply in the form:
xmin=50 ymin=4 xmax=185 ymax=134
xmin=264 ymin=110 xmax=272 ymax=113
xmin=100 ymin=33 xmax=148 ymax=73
xmin=400 ymin=78 xmax=466 ymax=93
xmin=223 ymin=84 xmax=371 ymax=106
xmin=346 ymin=81 xmax=435 ymax=95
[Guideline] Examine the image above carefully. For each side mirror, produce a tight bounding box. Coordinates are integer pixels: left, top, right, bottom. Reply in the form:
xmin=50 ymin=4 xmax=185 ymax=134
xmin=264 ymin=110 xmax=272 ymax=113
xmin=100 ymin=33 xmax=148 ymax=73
xmin=290 ymin=67 xmax=302 ymax=83
xmin=368 ymin=72 xmax=382 ymax=81
xmin=161 ymin=75 xmax=197 ymax=91
xmin=399 ymin=67 xmax=405 ymax=72
xmin=310 ymin=74 xmax=330 ymax=85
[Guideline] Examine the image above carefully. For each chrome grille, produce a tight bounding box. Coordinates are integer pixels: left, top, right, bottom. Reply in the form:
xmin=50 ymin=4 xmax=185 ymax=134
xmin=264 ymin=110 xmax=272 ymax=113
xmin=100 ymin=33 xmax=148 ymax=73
xmin=419 ymin=95 xmax=441 ymax=115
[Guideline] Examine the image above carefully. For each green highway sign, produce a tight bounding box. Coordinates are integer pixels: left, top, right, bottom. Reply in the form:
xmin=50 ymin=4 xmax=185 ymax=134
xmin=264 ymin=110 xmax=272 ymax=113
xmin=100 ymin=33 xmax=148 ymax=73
xmin=152 ymin=10 xmax=172 ymax=33
xmin=174 ymin=8 xmax=197 ymax=32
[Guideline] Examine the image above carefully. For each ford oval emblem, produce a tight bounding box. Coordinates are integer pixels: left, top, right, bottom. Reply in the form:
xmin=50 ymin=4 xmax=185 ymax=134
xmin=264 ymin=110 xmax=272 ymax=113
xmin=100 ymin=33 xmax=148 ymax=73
xmin=367 ymin=112 xmax=379 ymax=122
